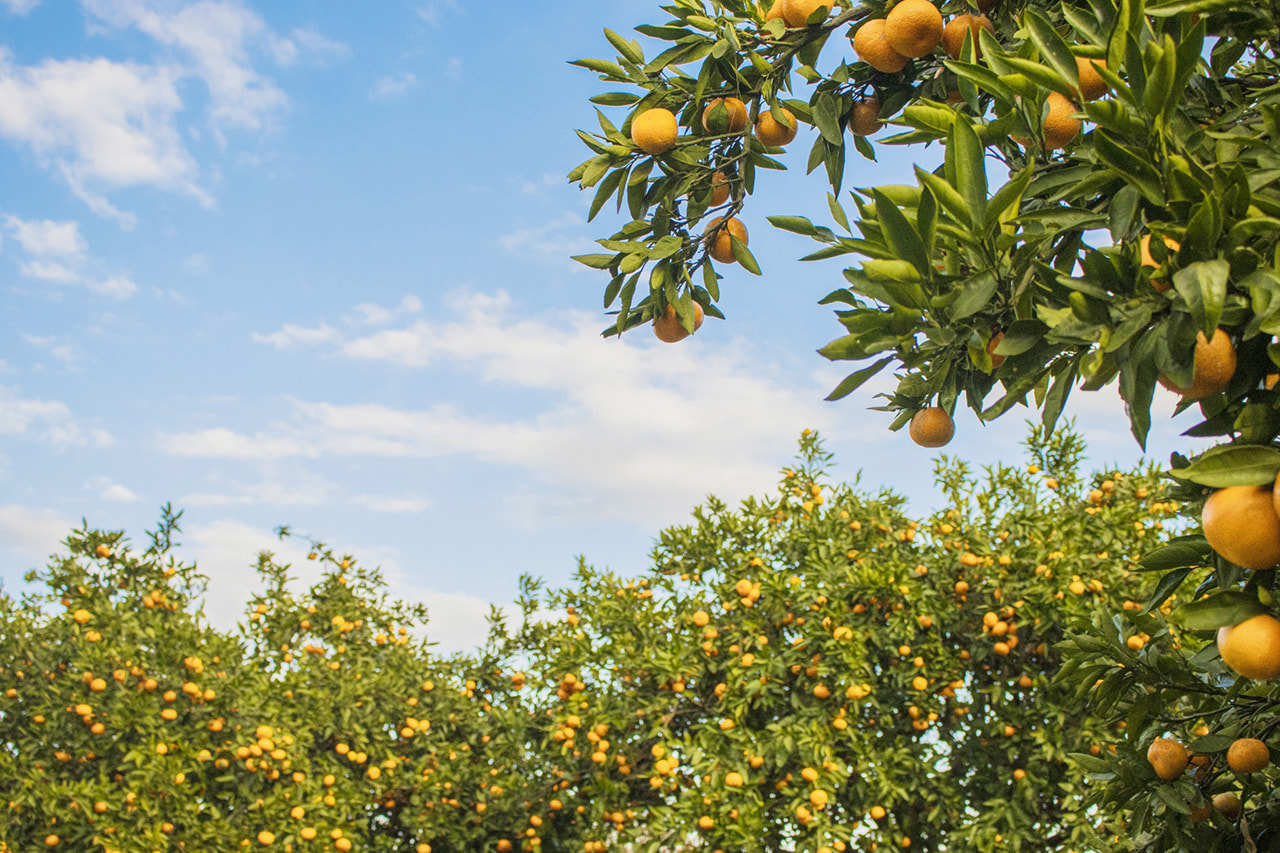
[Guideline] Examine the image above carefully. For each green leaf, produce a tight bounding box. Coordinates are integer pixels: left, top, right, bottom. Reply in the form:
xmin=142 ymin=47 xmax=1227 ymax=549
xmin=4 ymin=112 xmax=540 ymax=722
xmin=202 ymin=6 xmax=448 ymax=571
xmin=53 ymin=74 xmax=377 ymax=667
xmin=589 ymin=92 xmax=640 ymax=106
xmin=1170 ymin=444 xmax=1280 ymax=487
xmin=1143 ymin=566 xmax=1193 ymax=611
xmin=949 ymin=271 xmax=998 ymax=320
xmin=1139 ymin=540 xmax=1211 ymax=572
xmin=1024 ymin=8 xmax=1080 ymax=93
xmin=588 ymin=167 xmax=628 ymax=221
xmin=872 ymin=189 xmax=929 ymax=278
xmin=1173 ymin=591 xmax=1264 ymax=631
xmin=915 ymin=166 xmax=972 ymax=228
xmin=825 ymin=356 xmax=895 ymax=400
xmin=1171 ymin=260 xmax=1229 ymax=338
xmin=731 ymin=236 xmax=761 ymax=275
xmin=573 ymin=254 xmax=618 ymax=270
xmin=568 ymin=58 xmax=628 ymax=79
xmin=949 ymin=115 xmax=988 ymax=226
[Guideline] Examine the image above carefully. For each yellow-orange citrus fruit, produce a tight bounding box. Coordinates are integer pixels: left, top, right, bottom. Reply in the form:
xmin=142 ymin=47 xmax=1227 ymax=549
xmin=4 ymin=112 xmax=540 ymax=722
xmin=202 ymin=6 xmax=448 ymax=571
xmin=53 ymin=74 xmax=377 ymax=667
xmin=1218 ymin=615 xmax=1280 ymax=680
xmin=702 ymin=97 xmax=749 ymax=134
xmin=653 ymin=302 xmax=705 ymax=343
xmin=756 ymin=108 xmax=799 ymax=146
xmin=726 ymin=771 xmax=744 ymax=787
xmin=1042 ymin=91 xmax=1081 ymax=149
xmin=854 ymin=20 xmax=910 ymax=73
xmin=908 ymin=407 xmax=954 ymax=448
xmin=1227 ymin=737 xmax=1270 ymax=773
xmin=710 ymin=171 xmax=731 ymax=206
xmin=986 ymin=331 xmax=1005 ymax=368
xmin=1214 ymin=792 xmax=1243 ymax=820
xmin=1147 ymin=737 xmax=1189 ymax=781
xmin=885 ymin=0 xmax=944 ymax=59
xmin=1075 ymin=56 xmax=1109 ymax=101
xmin=848 ymin=97 xmax=883 ymax=137
xmin=631 ymin=108 xmax=678 ymax=155
xmin=765 ymin=0 xmax=785 ymax=22
xmin=782 ymin=0 xmax=830 ymax=27
xmin=941 ymin=14 xmax=993 ymax=58
xmin=1201 ymin=484 xmax=1280 ymax=570
xmin=1140 ymin=233 xmax=1180 ymax=292
xmin=1159 ymin=328 xmax=1236 ymax=399
xmin=705 ymin=217 xmax=748 ymax=264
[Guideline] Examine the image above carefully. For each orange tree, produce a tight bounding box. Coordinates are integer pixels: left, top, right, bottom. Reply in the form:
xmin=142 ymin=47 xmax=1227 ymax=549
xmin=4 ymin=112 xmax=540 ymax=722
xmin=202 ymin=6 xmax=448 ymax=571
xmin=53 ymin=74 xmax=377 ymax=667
xmin=510 ymin=426 xmax=1172 ymax=852
xmin=569 ymin=0 xmax=1280 ymax=847
xmin=0 ymin=507 xmax=609 ymax=853
xmin=3 ymin=429 xmax=1177 ymax=852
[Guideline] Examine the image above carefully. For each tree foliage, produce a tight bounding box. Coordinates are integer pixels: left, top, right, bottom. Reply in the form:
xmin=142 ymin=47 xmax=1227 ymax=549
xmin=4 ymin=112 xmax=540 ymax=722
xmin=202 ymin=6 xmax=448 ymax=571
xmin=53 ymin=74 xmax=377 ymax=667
xmin=570 ymin=0 xmax=1280 ymax=848
xmin=2 ymin=430 xmax=1184 ymax=852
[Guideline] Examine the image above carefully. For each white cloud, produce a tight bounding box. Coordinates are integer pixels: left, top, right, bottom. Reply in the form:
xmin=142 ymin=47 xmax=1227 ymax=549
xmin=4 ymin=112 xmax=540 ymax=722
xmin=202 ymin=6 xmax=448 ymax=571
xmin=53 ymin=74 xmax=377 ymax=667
xmin=22 ymin=333 xmax=75 ymax=367
xmin=173 ymin=291 xmax=874 ymax=526
xmin=369 ymin=72 xmax=417 ymax=100
xmin=2 ymin=213 xmax=138 ymax=297
xmin=416 ymin=0 xmax=459 ymax=27
xmin=5 ymin=215 xmax=85 ymax=257
xmin=0 ymin=505 xmax=72 ymax=561
xmin=0 ymin=386 xmax=113 ymax=447
xmin=354 ymin=494 xmax=430 ymax=514
xmin=0 ymin=50 xmax=206 ymax=202
xmin=0 ymin=0 xmax=38 ymax=15
xmin=252 ymin=322 xmax=340 ymax=350
xmin=81 ymin=475 xmax=140 ymax=503
xmin=498 ymin=212 xmax=596 ymax=268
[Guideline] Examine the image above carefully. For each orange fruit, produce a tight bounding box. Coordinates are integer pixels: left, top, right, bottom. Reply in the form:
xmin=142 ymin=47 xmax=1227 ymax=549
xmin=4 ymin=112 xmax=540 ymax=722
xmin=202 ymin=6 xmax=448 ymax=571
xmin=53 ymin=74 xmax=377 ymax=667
xmin=1227 ymin=737 xmax=1270 ymax=773
xmin=765 ymin=0 xmax=785 ymax=22
xmin=257 ymin=831 xmax=275 ymax=845
xmin=940 ymin=14 xmax=993 ymax=59
xmin=848 ymin=97 xmax=883 ymax=137
xmin=870 ymin=805 xmax=887 ymax=820
xmin=854 ymin=20 xmax=910 ymax=72
xmin=781 ymin=0 xmax=830 ymax=27
xmin=1218 ymin=614 xmax=1280 ymax=679
xmin=702 ymin=97 xmax=749 ymax=134
xmin=1214 ymin=792 xmax=1242 ymax=820
xmin=705 ymin=216 xmax=748 ymax=264
xmin=653 ymin=302 xmax=705 ymax=343
xmin=986 ymin=331 xmax=1005 ymax=368
xmin=726 ymin=771 xmax=744 ymax=787
xmin=1201 ymin=484 xmax=1280 ymax=570
xmin=908 ymin=407 xmax=955 ymax=448
xmin=1140 ymin=234 xmax=1180 ymax=292
xmin=1075 ymin=56 xmax=1109 ymax=101
xmin=1159 ymin=328 xmax=1236 ymax=399
xmin=631 ymin=108 xmax=678 ymax=155
xmin=1146 ymin=737 xmax=1188 ymax=781
xmin=756 ymin=108 xmax=798 ymax=146
xmin=885 ymin=0 xmax=944 ymax=59
xmin=1189 ymin=798 xmax=1211 ymax=823
xmin=710 ymin=170 xmax=731 ymax=205
xmin=1042 ymin=91 xmax=1080 ymax=149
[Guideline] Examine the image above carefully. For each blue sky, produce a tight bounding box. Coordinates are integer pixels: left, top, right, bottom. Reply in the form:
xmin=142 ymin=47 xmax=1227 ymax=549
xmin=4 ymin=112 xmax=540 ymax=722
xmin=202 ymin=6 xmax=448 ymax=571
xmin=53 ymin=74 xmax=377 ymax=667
xmin=0 ymin=0 xmax=1205 ymax=650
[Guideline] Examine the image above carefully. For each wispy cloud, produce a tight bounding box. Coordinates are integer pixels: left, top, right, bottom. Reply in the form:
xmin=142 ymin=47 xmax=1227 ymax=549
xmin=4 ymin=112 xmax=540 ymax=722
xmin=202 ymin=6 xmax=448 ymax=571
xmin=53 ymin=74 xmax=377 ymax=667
xmin=0 ymin=0 xmax=38 ymax=15
xmin=0 ymin=385 xmax=113 ymax=448
xmin=416 ymin=0 xmax=459 ymax=27
xmin=3 ymin=213 xmax=138 ymax=297
xmin=171 ymin=291 xmax=875 ymax=526
xmin=369 ymin=72 xmax=417 ymax=100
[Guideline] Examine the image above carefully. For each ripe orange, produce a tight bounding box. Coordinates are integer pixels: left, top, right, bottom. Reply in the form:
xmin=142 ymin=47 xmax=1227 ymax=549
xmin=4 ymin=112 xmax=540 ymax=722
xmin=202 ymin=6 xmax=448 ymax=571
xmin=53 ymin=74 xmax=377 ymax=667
xmin=1227 ymin=737 xmax=1270 ymax=773
xmin=986 ymin=331 xmax=1005 ymax=368
xmin=1159 ymin=328 xmax=1236 ymax=398
xmin=726 ymin=771 xmax=744 ymax=787
xmin=258 ymin=831 xmax=275 ymax=845
xmin=908 ymin=407 xmax=955 ymax=448
xmin=705 ymin=217 xmax=748 ymax=264
xmin=1042 ymin=91 xmax=1081 ymax=149
xmin=1214 ymin=792 xmax=1242 ymax=820
xmin=653 ymin=302 xmax=705 ymax=343
xmin=781 ymin=0 xmax=830 ymax=27
xmin=854 ymin=20 xmax=909 ymax=73
xmin=1075 ymin=56 xmax=1109 ymax=101
xmin=710 ymin=171 xmax=731 ymax=206
xmin=848 ymin=97 xmax=882 ymax=137
xmin=756 ymin=107 xmax=799 ymax=146
xmin=1146 ymin=737 xmax=1188 ymax=781
xmin=940 ymin=14 xmax=993 ymax=59
xmin=1140 ymin=233 xmax=1180 ymax=292
xmin=885 ymin=0 xmax=944 ymax=59
xmin=702 ymin=97 xmax=748 ymax=134
xmin=765 ymin=1 xmax=785 ymax=22
xmin=72 ymin=609 xmax=91 ymax=624
xmin=1218 ymin=614 xmax=1280 ymax=680
xmin=631 ymin=108 xmax=678 ymax=155
xmin=1201 ymin=484 xmax=1280 ymax=570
